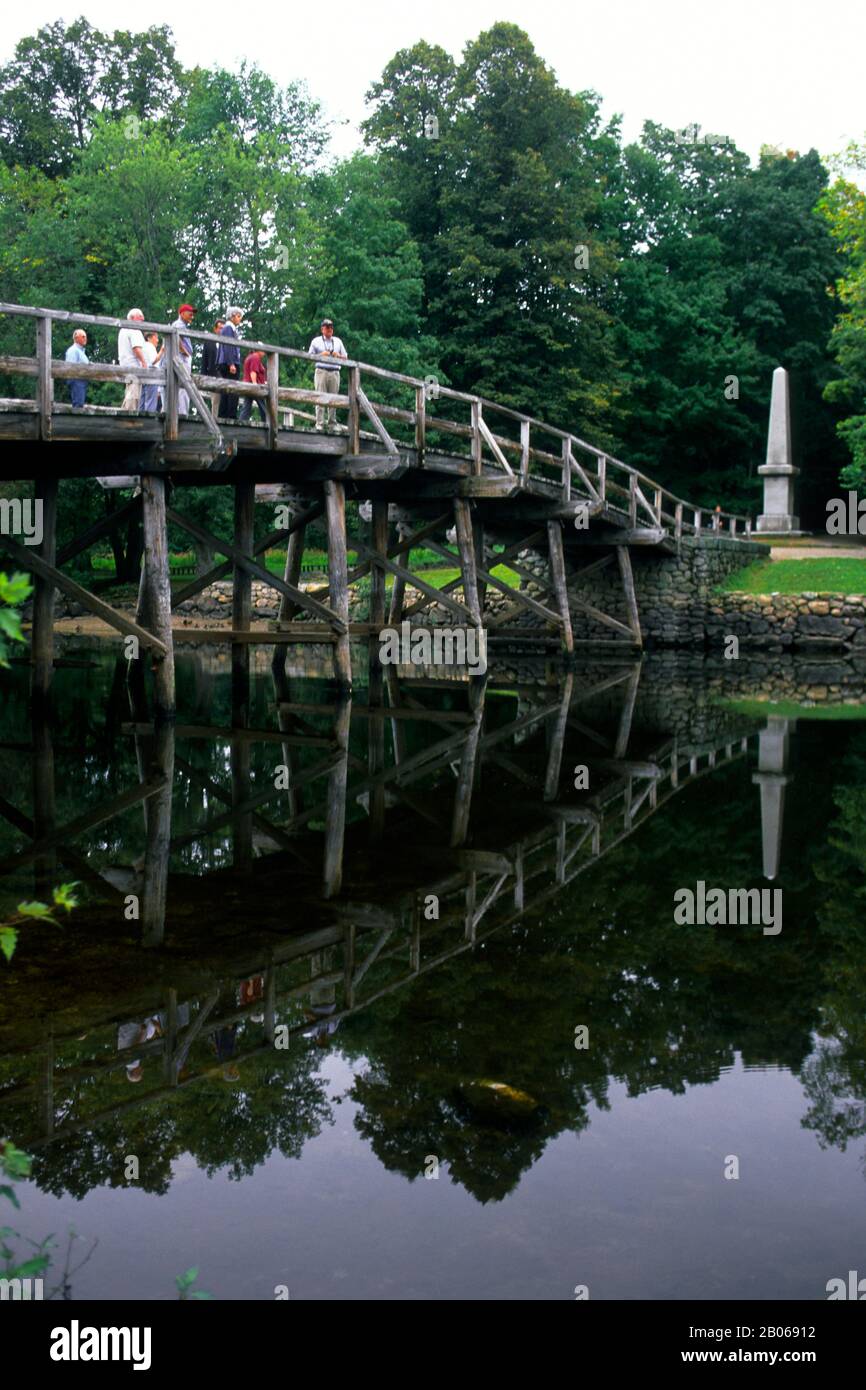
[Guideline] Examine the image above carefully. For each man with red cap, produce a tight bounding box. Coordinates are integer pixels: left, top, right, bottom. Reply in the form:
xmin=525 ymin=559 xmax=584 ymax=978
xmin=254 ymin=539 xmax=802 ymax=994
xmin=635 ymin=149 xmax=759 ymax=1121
xmin=171 ymin=303 xmax=196 ymax=416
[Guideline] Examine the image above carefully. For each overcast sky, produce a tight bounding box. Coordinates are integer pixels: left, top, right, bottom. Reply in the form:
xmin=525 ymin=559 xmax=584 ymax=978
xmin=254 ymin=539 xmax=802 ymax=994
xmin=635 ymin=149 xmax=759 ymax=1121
xmin=4 ymin=1 xmax=865 ymax=173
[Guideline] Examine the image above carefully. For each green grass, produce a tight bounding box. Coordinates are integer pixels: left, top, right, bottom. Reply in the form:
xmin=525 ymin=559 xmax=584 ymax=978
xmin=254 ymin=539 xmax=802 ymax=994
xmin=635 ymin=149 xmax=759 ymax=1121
xmin=720 ymin=698 xmax=866 ymax=720
xmin=717 ymin=557 xmax=866 ymax=595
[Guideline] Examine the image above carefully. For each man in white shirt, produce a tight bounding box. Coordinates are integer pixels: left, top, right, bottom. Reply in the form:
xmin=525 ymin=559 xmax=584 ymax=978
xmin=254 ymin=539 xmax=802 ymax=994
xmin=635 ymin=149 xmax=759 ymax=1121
xmin=308 ymin=318 xmax=347 ymax=430
xmin=171 ymin=303 xmax=196 ymax=416
xmin=117 ymin=308 xmax=147 ymax=412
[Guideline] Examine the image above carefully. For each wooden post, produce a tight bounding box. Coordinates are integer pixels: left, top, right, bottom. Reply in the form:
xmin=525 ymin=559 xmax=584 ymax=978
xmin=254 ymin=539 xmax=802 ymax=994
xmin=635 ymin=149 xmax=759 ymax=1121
xmin=617 ymin=546 xmax=642 ymax=650
xmin=141 ymin=719 xmax=174 ymax=946
xmin=368 ymin=497 xmax=388 ymax=841
xmin=654 ymin=487 xmax=663 ymax=524
xmin=415 ymin=385 xmax=426 ymax=459
xmin=348 ymin=366 xmax=361 ymax=455
xmin=32 ymin=476 xmax=57 ymax=697
xmin=471 ymin=400 xmax=483 ymax=476
xmin=232 ymin=481 xmax=254 ymax=719
xmin=472 ymin=515 xmax=486 ymax=616
xmin=450 ymin=714 xmax=482 ymax=848
xmin=520 ymin=419 xmax=530 ymax=483
xmin=628 ymin=473 xmax=637 ymax=525
xmin=614 ymin=662 xmax=641 ymax=759
xmin=325 ymin=480 xmax=352 ymax=690
xmin=561 ymin=438 xmax=572 ymax=502
xmin=323 ymin=694 xmax=351 ymax=897
xmin=231 ymin=727 xmax=253 ymax=872
xmin=163 ymin=333 xmax=178 ymax=441
xmin=513 ymin=844 xmax=525 ymax=911
xmin=598 ymin=454 xmax=606 ymax=503
xmin=388 ymin=522 xmax=407 ymax=625
xmin=140 ymin=475 xmax=175 ymax=719
xmin=267 ymin=352 xmax=280 ymax=448
xmin=454 ymin=497 xmax=481 ymax=626
xmin=547 ymin=520 xmax=574 ymax=655
xmin=543 ymin=673 xmax=573 ymax=801
xmin=39 ymin=1027 xmax=54 ymax=1138
xmin=694 ymin=508 xmax=702 ymax=534
xmin=36 ymin=316 xmax=53 ymax=441
xmin=675 ymin=502 xmax=683 ymax=540
xmin=271 ymin=509 xmax=306 ymax=676
xmin=32 ymin=699 xmax=56 ymax=900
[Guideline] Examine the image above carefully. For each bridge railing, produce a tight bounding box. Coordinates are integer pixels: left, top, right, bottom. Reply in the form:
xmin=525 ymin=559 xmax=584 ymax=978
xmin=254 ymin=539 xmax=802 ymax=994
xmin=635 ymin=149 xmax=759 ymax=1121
xmin=0 ymin=301 xmax=752 ymax=538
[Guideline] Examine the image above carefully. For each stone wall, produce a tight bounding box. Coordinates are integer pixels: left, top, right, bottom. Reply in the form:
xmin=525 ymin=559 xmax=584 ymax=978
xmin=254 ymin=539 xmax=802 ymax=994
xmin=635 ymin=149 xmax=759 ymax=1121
xmin=705 ymin=592 xmax=866 ymax=651
xmin=515 ymin=536 xmax=763 ymax=645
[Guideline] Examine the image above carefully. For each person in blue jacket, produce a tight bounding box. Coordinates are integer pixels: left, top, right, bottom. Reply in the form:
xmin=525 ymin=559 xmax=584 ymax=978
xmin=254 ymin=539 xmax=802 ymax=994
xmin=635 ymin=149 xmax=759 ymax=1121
xmin=217 ymin=306 xmax=244 ymax=419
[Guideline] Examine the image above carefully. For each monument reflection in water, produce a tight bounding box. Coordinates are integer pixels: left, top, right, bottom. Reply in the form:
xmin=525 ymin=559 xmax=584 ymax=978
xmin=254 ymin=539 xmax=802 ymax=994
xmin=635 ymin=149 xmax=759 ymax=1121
xmin=1 ymin=642 xmax=865 ymax=1301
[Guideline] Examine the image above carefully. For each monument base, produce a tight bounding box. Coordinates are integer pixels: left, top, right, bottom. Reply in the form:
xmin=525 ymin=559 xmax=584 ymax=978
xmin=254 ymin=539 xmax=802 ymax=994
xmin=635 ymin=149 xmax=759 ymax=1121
xmin=756 ymin=514 xmax=800 ymax=533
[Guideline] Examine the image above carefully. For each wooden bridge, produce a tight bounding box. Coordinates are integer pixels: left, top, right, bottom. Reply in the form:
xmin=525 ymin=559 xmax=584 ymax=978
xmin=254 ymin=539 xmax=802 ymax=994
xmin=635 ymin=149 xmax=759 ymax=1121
xmin=0 ymin=302 xmax=753 ymax=706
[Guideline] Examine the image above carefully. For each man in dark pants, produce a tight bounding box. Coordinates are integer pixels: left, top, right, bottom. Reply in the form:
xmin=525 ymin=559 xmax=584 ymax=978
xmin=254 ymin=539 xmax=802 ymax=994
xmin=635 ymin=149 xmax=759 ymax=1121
xmin=201 ymin=316 xmax=224 ymax=416
xmin=217 ymin=307 xmax=244 ymax=419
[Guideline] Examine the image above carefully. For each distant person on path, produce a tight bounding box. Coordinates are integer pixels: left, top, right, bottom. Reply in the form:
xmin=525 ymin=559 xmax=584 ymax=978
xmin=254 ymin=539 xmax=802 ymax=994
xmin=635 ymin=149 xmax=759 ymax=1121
xmin=65 ymin=329 xmax=88 ymax=408
xmin=308 ymin=318 xmax=346 ymax=430
xmin=171 ymin=303 xmax=196 ymax=416
xmin=238 ymin=348 xmax=267 ymax=423
xmin=201 ymin=316 xmax=225 ymax=417
xmin=139 ymin=331 xmax=164 ymax=413
xmin=118 ymin=308 xmax=147 ymax=412
xmin=217 ymin=307 xmax=244 ymax=419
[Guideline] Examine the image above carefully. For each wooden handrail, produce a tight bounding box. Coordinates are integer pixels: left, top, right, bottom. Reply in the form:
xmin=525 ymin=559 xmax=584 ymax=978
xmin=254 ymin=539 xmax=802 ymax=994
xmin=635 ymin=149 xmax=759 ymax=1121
xmin=0 ymin=299 xmax=753 ymax=534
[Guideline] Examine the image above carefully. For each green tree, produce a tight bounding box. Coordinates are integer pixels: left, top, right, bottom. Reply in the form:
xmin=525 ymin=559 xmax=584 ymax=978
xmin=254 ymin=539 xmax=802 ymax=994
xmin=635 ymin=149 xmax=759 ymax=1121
xmin=0 ymin=18 xmax=183 ymax=176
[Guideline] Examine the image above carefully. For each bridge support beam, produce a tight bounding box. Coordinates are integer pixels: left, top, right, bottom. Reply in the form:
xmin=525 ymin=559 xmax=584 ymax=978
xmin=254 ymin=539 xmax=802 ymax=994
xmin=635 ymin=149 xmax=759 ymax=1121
xmin=547 ymin=520 xmax=574 ymax=656
xmin=324 ymin=480 xmax=352 ymax=690
xmin=140 ymin=475 xmax=176 ymax=720
xmin=32 ymin=475 xmax=58 ymax=698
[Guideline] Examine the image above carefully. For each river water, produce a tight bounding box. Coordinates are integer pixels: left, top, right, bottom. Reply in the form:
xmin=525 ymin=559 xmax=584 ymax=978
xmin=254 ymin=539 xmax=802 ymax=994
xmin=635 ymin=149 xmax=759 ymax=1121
xmin=1 ymin=643 xmax=865 ymax=1301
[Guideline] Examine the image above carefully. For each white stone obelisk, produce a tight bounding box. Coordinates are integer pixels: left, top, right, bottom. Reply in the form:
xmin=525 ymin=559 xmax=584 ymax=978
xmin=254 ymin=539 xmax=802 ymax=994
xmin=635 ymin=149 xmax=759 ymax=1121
xmin=756 ymin=366 xmax=799 ymax=533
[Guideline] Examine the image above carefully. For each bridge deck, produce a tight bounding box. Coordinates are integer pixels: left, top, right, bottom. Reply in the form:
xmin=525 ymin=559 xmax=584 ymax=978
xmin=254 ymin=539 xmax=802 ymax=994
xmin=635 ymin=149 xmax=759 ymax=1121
xmin=0 ymin=302 xmax=755 ymax=693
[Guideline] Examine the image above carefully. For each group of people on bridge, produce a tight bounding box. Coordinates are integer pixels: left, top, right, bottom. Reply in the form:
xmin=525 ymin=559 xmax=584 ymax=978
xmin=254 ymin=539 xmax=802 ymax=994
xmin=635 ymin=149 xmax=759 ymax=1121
xmin=64 ymin=305 xmax=349 ymax=431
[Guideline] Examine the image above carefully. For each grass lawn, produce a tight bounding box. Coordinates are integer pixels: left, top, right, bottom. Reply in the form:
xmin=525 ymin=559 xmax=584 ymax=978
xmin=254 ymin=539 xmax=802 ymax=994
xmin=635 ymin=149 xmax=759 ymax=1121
xmin=86 ymin=564 xmax=520 ymax=609
xmin=720 ymin=697 xmax=866 ymax=720
xmin=717 ymin=557 xmax=866 ymax=595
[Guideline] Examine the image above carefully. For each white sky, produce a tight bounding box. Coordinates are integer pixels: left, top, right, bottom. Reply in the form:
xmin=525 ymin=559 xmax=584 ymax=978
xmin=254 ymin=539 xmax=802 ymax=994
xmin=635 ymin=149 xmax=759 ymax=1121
xmin=4 ymin=1 xmax=865 ymax=173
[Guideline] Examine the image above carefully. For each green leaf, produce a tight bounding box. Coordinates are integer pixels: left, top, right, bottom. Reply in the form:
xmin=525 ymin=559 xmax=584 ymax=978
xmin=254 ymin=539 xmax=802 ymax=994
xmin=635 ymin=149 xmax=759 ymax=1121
xmin=52 ymin=882 xmax=80 ymax=912
xmin=1 ymin=1143 xmax=32 ymax=1180
xmin=0 ymin=572 xmax=32 ymax=605
xmin=0 ymin=1185 xmax=20 ymax=1209
xmin=15 ymin=900 xmax=55 ymax=921
xmin=0 ymin=926 xmax=18 ymax=962
xmin=189 ymin=1289 xmax=214 ymax=1299
xmin=175 ymin=1266 xmax=198 ymax=1291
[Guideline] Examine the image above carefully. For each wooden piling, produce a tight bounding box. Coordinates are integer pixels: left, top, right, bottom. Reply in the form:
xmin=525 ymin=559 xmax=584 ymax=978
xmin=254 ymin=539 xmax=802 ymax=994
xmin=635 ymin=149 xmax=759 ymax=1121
xmin=546 ymin=520 xmax=574 ymax=655
xmin=368 ymin=498 xmax=388 ymax=840
xmin=140 ymin=475 xmax=175 ymax=719
xmin=454 ymin=498 xmax=481 ymax=626
xmin=232 ymin=481 xmax=254 ymax=716
xmin=324 ymin=480 xmax=352 ymax=690
xmin=32 ymin=476 xmax=57 ymax=698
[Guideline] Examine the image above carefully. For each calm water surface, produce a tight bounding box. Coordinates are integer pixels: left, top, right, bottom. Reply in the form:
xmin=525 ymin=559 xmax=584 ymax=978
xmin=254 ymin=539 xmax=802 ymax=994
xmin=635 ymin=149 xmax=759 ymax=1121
xmin=1 ymin=646 xmax=865 ymax=1300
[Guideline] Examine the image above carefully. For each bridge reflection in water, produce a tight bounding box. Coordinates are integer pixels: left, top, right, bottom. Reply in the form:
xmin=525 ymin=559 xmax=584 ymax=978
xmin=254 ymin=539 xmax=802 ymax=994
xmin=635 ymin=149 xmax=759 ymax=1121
xmin=0 ymin=644 xmax=792 ymax=1162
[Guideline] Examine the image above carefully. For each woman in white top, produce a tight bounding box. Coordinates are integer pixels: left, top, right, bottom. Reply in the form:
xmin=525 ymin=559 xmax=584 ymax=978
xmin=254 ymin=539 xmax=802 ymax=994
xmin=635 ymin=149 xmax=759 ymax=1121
xmin=139 ymin=332 xmax=165 ymax=414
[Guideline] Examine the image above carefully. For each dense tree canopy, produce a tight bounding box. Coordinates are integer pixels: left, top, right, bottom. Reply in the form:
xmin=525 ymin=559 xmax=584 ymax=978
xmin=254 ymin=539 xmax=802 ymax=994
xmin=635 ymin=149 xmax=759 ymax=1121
xmin=0 ymin=17 xmax=861 ymax=528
